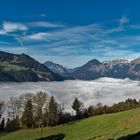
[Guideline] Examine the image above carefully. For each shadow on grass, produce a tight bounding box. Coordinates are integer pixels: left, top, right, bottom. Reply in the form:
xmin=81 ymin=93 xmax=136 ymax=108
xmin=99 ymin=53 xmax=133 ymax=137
xmin=0 ymin=132 xmax=11 ymax=137
xmin=36 ymin=133 xmax=65 ymax=140
xmin=117 ymin=131 xmax=140 ymax=140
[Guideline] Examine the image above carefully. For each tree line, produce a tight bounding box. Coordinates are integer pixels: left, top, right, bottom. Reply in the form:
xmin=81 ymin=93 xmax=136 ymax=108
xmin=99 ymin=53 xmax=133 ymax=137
xmin=0 ymin=92 xmax=140 ymax=132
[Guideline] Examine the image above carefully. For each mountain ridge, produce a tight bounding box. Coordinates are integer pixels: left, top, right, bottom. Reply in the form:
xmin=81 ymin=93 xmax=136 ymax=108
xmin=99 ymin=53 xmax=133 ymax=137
xmin=0 ymin=51 xmax=64 ymax=82
xmin=1 ymin=50 xmax=140 ymax=81
xmin=44 ymin=61 xmax=79 ymax=77
xmin=45 ymin=58 xmax=140 ymax=80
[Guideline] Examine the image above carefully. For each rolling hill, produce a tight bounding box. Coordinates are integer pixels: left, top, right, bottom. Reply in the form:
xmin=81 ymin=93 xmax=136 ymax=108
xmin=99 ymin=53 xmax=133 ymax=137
xmin=1 ymin=108 xmax=140 ymax=140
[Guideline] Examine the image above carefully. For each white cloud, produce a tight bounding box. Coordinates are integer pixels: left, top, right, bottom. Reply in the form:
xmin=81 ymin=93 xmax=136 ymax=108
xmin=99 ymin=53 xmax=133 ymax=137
xmin=0 ymin=78 xmax=140 ymax=112
xmin=119 ymin=16 xmax=129 ymax=25
xmin=29 ymin=21 xmax=65 ymax=28
xmin=105 ymin=26 xmax=124 ymax=34
xmin=3 ymin=22 xmax=27 ymax=32
xmin=1 ymin=19 xmax=140 ymax=65
xmin=24 ymin=32 xmax=50 ymax=40
xmin=21 ymin=24 xmax=102 ymax=42
xmin=18 ymin=21 xmax=140 ymax=63
xmin=0 ymin=41 xmax=12 ymax=46
xmin=0 ymin=22 xmax=28 ymax=35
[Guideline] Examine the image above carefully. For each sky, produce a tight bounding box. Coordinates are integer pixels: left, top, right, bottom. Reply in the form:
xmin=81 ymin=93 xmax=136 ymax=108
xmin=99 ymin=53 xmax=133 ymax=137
xmin=0 ymin=0 xmax=140 ymax=67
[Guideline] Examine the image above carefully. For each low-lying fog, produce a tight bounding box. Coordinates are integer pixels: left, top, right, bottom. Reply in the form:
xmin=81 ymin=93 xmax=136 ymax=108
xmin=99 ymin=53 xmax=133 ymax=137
xmin=0 ymin=77 xmax=140 ymax=112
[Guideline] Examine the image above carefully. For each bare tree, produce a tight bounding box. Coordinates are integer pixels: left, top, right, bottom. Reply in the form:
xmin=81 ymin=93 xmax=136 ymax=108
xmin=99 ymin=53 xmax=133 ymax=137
xmin=33 ymin=91 xmax=48 ymax=127
xmin=19 ymin=93 xmax=33 ymax=109
xmin=7 ymin=97 xmax=22 ymax=120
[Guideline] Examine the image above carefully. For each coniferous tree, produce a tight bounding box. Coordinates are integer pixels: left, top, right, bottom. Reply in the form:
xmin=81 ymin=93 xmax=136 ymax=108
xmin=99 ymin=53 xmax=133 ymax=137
xmin=47 ymin=96 xmax=59 ymax=126
xmin=21 ymin=99 xmax=34 ymax=128
xmin=72 ymin=98 xmax=83 ymax=119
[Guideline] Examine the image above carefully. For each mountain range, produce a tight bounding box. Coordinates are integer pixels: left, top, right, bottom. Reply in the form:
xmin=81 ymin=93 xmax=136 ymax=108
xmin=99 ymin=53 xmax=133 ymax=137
xmin=44 ymin=58 xmax=140 ymax=80
xmin=0 ymin=50 xmax=140 ymax=82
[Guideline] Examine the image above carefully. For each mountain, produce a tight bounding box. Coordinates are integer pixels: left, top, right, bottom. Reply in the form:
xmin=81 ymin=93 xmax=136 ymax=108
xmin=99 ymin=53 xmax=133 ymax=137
xmin=71 ymin=58 xmax=140 ymax=80
xmin=44 ymin=61 xmax=78 ymax=77
xmin=71 ymin=59 xmax=103 ymax=80
xmin=45 ymin=58 xmax=140 ymax=80
xmin=0 ymin=51 xmax=64 ymax=82
xmin=44 ymin=61 xmax=69 ymax=76
xmin=128 ymin=58 xmax=140 ymax=80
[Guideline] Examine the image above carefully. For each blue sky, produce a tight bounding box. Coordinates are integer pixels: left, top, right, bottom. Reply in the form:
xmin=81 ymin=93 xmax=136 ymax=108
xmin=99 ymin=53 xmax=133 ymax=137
xmin=0 ymin=0 xmax=140 ymax=67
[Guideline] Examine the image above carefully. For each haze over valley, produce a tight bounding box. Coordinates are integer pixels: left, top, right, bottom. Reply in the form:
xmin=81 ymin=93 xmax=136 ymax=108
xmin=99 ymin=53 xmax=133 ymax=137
xmin=1 ymin=77 xmax=140 ymax=112
xmin=0 ymin=51 xmax=140 ymax=112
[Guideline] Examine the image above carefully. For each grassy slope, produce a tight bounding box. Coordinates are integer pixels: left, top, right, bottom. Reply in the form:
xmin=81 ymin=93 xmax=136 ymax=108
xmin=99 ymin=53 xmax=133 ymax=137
xmin=1 ymin=108 xmax=140 ymax=140
xmin=0 ymin=62 xmax=28 ymax=72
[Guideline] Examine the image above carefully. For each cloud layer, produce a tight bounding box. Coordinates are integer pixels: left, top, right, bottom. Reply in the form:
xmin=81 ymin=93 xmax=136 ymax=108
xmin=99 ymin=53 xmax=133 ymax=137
xmin=0 ymin=78 xmax=140 ymax=112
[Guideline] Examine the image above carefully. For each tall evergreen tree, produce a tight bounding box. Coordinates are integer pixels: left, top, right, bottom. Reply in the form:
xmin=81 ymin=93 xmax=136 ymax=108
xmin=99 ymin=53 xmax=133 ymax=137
xmin=21 ymin=99 xmax=34 ymax=128
xmin=46 ymin=96 xmax=59 ymax=126
xmin=72 ymin=98 xmax=83 ymax=118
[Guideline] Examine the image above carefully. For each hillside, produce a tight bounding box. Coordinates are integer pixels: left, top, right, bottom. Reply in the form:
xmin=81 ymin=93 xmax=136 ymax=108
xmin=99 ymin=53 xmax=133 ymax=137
xmin=1 ymin=108 xmax=140 ymax=140
xmin=0 ymin=51 xmax=64 ymax=82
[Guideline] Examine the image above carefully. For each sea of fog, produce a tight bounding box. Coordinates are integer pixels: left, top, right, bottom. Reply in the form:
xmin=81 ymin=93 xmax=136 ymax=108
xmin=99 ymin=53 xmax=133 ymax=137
xmin=0 ymin=77 xmax=140 ymax=112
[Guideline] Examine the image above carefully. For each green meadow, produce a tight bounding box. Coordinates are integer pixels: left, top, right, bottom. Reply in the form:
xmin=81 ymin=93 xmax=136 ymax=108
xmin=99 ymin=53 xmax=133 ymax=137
xmin=1 ymin=108 xmax=140 ymax=140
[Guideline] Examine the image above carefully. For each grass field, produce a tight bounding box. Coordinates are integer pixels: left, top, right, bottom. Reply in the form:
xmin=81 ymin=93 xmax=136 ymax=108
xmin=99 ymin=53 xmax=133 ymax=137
xmin=1 ymin=108 xmax=140 ymax=140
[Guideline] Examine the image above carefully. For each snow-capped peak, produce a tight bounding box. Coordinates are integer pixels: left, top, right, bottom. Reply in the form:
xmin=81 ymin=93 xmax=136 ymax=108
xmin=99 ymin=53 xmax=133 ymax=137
xmin=102 ymin=58 xmax=132 ymax=64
